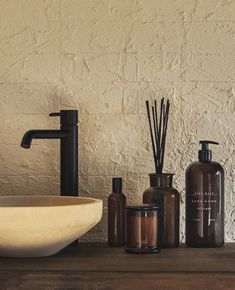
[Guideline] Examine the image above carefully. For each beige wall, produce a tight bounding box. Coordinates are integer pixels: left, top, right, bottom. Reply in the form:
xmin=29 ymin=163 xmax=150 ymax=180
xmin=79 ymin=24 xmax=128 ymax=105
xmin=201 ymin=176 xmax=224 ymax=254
xmin=0 ymin=0 xmax=234 ymax=242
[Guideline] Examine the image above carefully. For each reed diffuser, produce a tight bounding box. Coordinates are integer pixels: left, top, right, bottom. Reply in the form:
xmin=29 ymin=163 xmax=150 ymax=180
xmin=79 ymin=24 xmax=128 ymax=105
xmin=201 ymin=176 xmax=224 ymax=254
xmin=143 ymin=98 xmax=180 ymax=248
xmin=145 ymin=98 xmax=170 ymax=173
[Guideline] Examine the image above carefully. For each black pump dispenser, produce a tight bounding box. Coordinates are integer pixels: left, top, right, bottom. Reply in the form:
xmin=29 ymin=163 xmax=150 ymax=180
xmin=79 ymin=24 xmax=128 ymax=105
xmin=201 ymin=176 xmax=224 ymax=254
xmin=198 ymin=140 xmax=219 ymax=162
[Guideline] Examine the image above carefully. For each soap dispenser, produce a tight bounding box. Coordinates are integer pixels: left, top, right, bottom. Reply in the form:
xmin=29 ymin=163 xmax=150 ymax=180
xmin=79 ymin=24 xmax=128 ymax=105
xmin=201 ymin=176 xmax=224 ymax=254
xmin=185 ymin=140 xmax=224 ymax=247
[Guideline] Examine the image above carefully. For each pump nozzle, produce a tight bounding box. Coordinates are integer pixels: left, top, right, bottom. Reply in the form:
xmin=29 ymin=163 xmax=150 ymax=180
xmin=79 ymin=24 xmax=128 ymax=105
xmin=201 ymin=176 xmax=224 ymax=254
xmin=199 ymin=140 xmax=219 ymax=162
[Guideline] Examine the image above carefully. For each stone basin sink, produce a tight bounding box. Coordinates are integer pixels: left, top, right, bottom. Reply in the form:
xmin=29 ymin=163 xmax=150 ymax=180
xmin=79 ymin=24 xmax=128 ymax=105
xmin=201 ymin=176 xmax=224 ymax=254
xmin=0 ymin=195 xmax=102 ymax=257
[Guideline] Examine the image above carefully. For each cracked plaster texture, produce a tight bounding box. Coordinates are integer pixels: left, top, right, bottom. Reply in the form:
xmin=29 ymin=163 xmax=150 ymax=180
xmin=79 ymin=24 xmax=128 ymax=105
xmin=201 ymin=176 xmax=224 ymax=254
xmin=0 ymin=0 xmax=234 ymax=242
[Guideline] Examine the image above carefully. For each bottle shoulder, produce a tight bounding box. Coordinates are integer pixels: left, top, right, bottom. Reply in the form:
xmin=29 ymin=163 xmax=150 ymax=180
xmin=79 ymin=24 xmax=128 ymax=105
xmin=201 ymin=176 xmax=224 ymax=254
xmin=108 ymin=193 xmax=127 ymax=201
xmin=186 ymin=161 xmax=224 ymax=174
xmin=143 ymin=187 xmax=179 ymax=196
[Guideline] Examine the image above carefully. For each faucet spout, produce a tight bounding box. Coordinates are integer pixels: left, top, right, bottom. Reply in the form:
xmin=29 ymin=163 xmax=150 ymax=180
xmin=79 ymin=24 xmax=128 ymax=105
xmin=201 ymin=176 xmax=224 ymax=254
xmin=21 ymin=130 xmax=68 ymax=148
xmin=21 ymin=110 xmax=78 ymax=196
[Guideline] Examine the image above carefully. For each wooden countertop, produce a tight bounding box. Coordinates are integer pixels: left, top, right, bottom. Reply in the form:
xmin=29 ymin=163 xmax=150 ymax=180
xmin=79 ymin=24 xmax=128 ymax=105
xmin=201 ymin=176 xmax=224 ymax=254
xmin=0 ymin=243 xmax=234 ymax=289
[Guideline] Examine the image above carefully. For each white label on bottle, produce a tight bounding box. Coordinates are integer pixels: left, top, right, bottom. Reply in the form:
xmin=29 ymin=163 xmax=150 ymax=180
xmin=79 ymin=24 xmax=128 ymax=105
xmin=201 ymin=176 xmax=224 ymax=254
xmin=191 ymin=192 xmax=217 ymax=222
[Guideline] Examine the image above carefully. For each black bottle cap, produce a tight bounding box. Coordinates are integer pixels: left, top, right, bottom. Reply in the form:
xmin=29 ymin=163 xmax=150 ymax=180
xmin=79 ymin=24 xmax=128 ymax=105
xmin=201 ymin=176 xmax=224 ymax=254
xmin=198 ymin=140 xmax=219 ymax=162
xmin=112 ymin=178 xmax=122 ymax=193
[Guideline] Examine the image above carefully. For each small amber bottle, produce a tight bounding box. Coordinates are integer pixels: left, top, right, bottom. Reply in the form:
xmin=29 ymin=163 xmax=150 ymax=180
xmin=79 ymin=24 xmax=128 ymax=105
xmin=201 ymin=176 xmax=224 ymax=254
xmin=108 ymin=178 xmax=127 ymax=247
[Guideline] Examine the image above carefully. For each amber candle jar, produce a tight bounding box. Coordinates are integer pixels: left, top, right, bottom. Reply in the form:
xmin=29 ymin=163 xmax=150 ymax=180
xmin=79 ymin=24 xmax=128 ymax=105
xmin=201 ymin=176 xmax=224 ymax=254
xmin=125 ymin=205 xmax=160 ymax=254
xmin=143 ymin=173 xmax=179 ymax=248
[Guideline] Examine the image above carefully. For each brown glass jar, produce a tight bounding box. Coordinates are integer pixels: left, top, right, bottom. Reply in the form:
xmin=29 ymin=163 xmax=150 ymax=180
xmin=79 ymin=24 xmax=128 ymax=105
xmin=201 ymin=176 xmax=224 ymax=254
xmin=125 ymin=205 xmax=160 ymax=254
xmin=143 ymin=173 xmax=180 ymax=248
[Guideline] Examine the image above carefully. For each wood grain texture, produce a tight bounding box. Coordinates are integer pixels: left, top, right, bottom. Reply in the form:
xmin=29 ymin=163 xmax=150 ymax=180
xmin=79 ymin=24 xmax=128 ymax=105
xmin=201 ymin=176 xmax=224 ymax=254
xmin=0 ymin=243 xmax=234 ymax=290
xmin=0 ymin=272 xmax=235 ymax=290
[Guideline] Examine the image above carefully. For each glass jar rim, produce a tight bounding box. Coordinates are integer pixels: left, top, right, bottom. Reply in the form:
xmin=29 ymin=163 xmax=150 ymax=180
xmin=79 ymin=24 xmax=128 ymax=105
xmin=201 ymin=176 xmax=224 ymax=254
xmin=125 ymin=204 xmax=159 ymax=211
xmin=149 ymin=172 xmax=174 ymax=176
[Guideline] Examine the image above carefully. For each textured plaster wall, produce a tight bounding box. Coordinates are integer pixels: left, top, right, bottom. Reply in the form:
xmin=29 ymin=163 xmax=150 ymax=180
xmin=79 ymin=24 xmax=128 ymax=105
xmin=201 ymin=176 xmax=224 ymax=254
xmin=0 ymin=0 xmax=234 ymax=242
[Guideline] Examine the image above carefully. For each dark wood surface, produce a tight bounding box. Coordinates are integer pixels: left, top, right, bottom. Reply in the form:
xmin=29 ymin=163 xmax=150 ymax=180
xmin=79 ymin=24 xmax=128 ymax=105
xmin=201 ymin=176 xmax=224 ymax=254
xmin=0 ymin=243 xmax=234 ymax=289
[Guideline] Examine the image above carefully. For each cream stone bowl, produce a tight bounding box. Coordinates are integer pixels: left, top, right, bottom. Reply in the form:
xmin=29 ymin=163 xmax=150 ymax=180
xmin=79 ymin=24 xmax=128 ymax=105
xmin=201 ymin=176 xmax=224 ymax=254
xmin=0 ymin=195 xmax=102 ymax=257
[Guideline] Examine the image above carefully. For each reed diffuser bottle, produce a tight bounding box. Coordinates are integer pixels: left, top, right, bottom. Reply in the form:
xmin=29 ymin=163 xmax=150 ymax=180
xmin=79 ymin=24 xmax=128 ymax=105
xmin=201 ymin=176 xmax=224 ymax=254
xmin=143 ymin=174 xmax=179 ymax=247
xmin=143 ymin=98 xmax=180 ymax=248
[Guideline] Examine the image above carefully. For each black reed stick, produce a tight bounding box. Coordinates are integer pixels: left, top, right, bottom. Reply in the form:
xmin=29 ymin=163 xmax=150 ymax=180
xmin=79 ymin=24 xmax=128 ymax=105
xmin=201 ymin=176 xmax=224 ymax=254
xmin=152 ymin=105 xmax=158 ymax=162
xmin=154 ymin=100 xmax=159 ymax=147
xmin=156 ymin=98 xmax=163 ymax=172
xmin=146 ymin=101 xmax=157 ymax=172
xmin=145 ymin=98 xmax=170 ymax=174
xmin=160 ymin=100 xmax=170 ymax=173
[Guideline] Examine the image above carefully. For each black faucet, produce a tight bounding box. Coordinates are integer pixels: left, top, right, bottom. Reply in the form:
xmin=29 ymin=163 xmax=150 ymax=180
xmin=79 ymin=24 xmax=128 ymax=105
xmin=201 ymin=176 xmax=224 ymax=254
xmin=21 ymin=110 xmax=78 ymax=196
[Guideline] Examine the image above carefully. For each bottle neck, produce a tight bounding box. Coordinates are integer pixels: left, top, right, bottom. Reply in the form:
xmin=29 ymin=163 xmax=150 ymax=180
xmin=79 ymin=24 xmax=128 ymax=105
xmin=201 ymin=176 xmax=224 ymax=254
xmin=149 ymin=173 xmax=173 ymax=188
xmin=112 ymin=178 xmax=122 ymax=193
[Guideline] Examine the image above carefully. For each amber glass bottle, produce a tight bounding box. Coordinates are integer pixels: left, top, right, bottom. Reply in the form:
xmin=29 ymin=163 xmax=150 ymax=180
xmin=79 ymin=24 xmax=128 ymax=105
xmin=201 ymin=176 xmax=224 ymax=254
xmin=186 ymin=141 xmax=224 ymax=247
xmin=143 ymin=173 xmax=179 ymax=248
xmin=108 ymin=178 xmax=127 ymax=247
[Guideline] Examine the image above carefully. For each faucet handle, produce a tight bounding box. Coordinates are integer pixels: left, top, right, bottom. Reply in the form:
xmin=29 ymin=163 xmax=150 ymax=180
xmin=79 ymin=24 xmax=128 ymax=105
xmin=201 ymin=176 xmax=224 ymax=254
xmin=49 ymin=110 xmax=78 ymax=125
xmin=49 ymin=112 xmax=61 ymax=117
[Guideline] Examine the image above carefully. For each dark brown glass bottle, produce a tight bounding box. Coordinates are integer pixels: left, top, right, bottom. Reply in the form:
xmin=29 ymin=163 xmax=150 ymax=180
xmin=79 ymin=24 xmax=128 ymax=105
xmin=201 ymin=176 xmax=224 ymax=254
xmin=108 ymin=178 xmax=127 ymax=247
xmin=186 ymin=141 xmax=224 ymax=247
xmin=143 ymin=173 xmax=180 ymax=248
